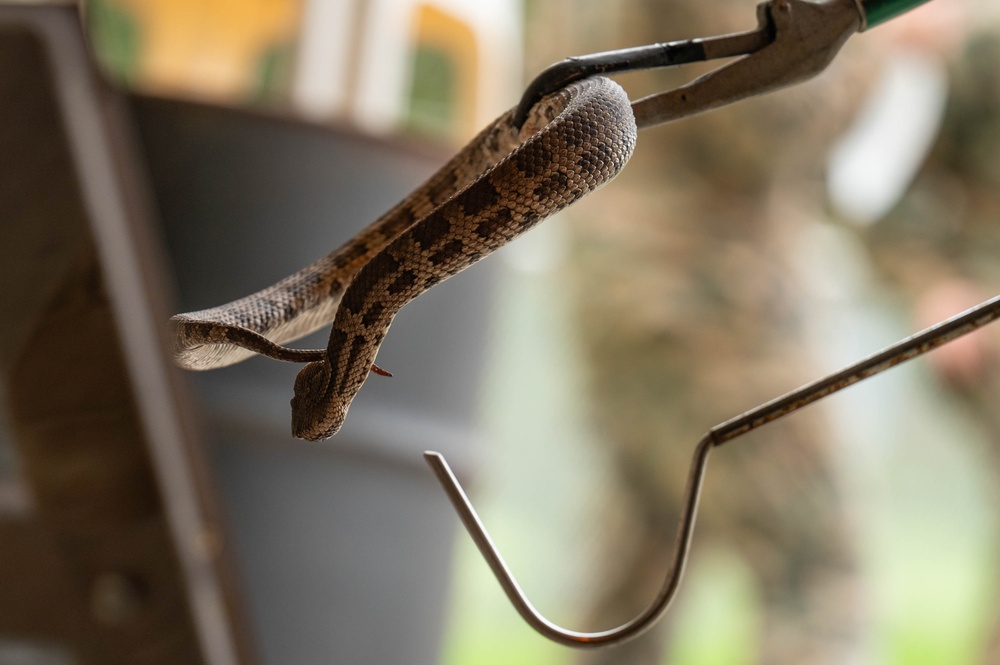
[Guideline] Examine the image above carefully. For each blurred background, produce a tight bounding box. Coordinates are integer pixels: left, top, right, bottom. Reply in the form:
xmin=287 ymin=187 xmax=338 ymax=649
xmin=4 ymin=0 xmax=1000 ymax=663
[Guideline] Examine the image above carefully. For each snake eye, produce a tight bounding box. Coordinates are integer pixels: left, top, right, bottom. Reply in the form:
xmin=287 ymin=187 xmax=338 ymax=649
xmin=291 ymin=362 xmax=344 ymax=440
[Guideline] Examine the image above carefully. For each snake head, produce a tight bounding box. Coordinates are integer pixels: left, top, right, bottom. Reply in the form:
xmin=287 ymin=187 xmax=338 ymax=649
xmin=291 ymin=361 xmax=347 ymax=440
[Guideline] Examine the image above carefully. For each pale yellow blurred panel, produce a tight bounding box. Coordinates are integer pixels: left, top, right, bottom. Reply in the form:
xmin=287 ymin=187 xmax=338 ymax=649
xmin=409 ymin=4 xmax=478 ymax=138
xmin=112 ymin=0 xmax=301 ymax=100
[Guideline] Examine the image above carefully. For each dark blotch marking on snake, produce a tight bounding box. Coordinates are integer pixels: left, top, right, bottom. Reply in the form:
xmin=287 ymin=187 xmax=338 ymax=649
xmin=387 ymin=270 xmax=418 ymax=296
xmin=340 ymin=253 xmax=400 ymax=313
xmin=337 ymin=334 xmax=370 ymax=395
xmin=473 ymin=207 xmax=514 ymax=241
xmin=326 ymin=327 xmax=350 ymax=374
xmin=361 ymin=300 xmax=386 ymax=328
xmin=428 ymin=238 xmax=465 ymax=267
xmin=513 ymin=141 xmax=553 ymax=179
xmin=389 ymin=205 xmax=417 ymax=231
xmin=410 ymin=213 xmax=451 ymax=249
xmin=536 ymin=170 xmax=572 ymax=200
xmin=337 ymin=238 xmax=375 ymax=267
xmin=583 ymin=138 xmax=624 ymax=176
xmin=459 ymin=177 xmax=499 ymax=219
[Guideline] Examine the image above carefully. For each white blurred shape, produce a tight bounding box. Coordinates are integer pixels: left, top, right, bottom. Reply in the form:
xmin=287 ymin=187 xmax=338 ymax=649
xmin=292 ymin=0 xmax=522 ymax=133
xmin=827 ymin=50 xmax=948 ymax=225
xmin=292 ymin=0 xmax=358 ymax=120
xmin=354 ymin=0 xmax=522 ymax=134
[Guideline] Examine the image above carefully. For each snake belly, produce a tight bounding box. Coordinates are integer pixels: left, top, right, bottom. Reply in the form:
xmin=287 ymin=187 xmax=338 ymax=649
xmin=170 ymin=76 xmax=636 ymax=440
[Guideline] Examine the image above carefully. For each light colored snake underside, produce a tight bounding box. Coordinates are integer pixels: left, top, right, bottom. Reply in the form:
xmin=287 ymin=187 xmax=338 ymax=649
xmin=170 ymin=76 xmax=637 ymax=440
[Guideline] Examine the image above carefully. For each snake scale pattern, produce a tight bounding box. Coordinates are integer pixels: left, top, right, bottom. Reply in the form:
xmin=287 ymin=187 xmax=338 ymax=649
xmin=170 ymin=76 xmax=637 ymax=440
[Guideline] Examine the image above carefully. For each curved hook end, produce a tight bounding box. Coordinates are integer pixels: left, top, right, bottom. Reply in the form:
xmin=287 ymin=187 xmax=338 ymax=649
xmin=422 ymin=449 xmax=703 ymax=649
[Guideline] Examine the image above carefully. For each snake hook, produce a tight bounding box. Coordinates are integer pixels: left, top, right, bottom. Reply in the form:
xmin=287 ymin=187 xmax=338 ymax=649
xmin=426 ymin=295 xmax=1000 ymax=647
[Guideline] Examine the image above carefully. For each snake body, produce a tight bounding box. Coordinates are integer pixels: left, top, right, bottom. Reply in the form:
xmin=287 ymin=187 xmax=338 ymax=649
xmin=171 ymin=76 xmax=637 ymax=440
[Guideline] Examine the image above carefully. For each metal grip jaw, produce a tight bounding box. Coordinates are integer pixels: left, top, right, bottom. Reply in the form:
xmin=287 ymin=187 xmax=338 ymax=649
xmin=632 ymin=0 xmax=863 ymax=128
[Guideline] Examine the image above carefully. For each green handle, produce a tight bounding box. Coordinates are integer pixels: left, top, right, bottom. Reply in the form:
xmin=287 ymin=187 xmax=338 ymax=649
xmin=860 ymin=0 xmax=934 ymax=29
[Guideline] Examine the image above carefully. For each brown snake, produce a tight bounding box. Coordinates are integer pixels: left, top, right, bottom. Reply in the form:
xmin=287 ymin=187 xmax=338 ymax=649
xmin=170 ymin=76 xmax=636 ymax=440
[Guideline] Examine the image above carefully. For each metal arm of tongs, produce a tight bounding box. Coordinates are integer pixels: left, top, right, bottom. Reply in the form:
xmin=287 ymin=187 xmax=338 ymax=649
xmin=430 ymin=0 xmax=951 ymax=650
xmin=515 ymin=0 xmax=929 ymax=132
